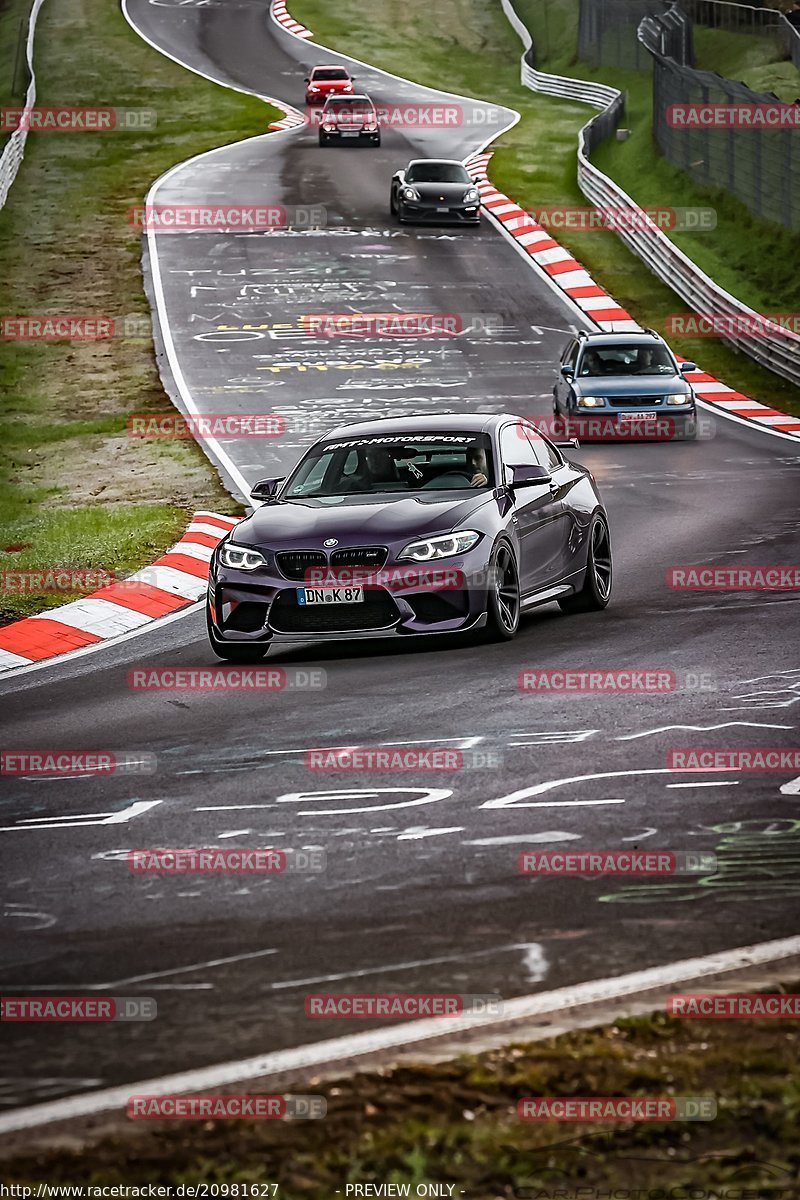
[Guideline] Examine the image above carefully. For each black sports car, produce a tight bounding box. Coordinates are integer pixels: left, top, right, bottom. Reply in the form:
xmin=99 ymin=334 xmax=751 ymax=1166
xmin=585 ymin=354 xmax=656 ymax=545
xmin=390 ymin=159 xmax=481 ymax=224
xmin=206 ymin=414 xmax=612 ymax=660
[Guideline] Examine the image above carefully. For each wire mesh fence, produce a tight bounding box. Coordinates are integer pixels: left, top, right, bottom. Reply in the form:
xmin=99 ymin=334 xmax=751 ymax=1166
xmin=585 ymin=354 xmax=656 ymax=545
xmin=640 ymin=19 xmax=800 ymax=231
xmin=579 ymin=0 xmax=800 ymax=70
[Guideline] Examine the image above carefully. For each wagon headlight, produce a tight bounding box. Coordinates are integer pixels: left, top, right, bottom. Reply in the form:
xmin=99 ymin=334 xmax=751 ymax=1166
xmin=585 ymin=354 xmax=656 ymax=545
xmin=219 ymin=543 xmax=267 ymax=571
xmin=577 ymin=396 xmax=606 ymax=407
xmin=666 ymin=393 xmax=691 ymax=405
xmin=399 ymin=530 xmax=481 ymax=561
xmin=463 ymin=187 xmax=480 ymax=204
xmin=402 ymin=187 xmax=421 ymax=201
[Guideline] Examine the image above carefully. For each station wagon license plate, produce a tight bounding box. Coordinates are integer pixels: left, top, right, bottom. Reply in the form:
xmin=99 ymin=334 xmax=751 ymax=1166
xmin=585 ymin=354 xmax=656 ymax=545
xmin=618 ymin=411 xmax=657 ymax=421
xmin=297 ymin=587 xmax=364 ymax=605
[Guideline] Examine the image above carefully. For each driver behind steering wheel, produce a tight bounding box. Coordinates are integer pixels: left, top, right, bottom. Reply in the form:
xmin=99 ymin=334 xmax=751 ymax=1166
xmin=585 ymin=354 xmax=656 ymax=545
xmin=467 ymin=444 xmax=489 ymax=488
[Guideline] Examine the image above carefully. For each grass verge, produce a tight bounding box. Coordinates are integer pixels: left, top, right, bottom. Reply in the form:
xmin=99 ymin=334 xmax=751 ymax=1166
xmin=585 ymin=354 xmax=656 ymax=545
xmin=0 ymin=0 xmax=33 ymax=115
xmin=291 ymin=0 xmax=800 ymax=418
xmin=0 ymin=0 xmax=282 ymax=624
xmin=3 ymin=998 xmax=798 ymax=1191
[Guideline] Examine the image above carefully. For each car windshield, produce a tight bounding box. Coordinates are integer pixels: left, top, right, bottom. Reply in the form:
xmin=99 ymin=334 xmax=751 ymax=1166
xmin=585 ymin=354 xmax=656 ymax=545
xmin=406 ymin=163 xmax=471 ymax=184
xmin=325 ymin=99 xmax=373 ymax=118
xmin=578 ymin=344 xmax=676 ymax=377
xmin=313 ymin=69 xmax=348 ymax=80
xmin=284 ymin=433 xmax=494 ymax=497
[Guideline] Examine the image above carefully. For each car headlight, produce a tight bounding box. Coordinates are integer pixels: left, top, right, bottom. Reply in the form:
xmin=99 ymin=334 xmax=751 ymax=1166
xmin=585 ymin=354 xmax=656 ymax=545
xmin=463 ymin=187 xmax=480 ymax=204
xmin=402 ymin=187 xmax=421 ymax=201
xmin=666 ymin=393 xmax=691 ymax=405
xmin=398 ymin=530 xmax=481 ymax=562
xmin=576 ymin=396 xmax=606 ymax=408
xmin=219 ymin=543 xmax=268 ymax=571
xmin=308 ymin=85 xmax=320 ymax=92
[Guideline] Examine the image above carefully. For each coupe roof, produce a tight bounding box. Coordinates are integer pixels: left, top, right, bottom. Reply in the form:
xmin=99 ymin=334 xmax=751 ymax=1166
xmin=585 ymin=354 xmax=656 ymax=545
xmin=405 ymin=158 xmax=466 ymax=168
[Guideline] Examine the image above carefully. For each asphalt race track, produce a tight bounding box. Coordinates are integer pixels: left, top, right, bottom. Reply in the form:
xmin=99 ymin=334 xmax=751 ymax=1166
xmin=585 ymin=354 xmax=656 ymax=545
xmin=1 ymin=0 xmax=799 ymax=1118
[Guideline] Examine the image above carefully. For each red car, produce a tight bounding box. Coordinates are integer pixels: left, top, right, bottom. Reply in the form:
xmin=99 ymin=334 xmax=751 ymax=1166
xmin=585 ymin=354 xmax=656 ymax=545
xmin=304 ymin=65 xmax=355 ymax=105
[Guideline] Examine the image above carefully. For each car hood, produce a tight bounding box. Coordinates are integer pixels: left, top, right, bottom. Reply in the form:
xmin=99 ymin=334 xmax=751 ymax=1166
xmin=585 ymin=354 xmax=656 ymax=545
xmin=408 ymin=181 xmax=471 ymax=201
xmin=327 ymin=107 xmax=374 ymax=124
xmin=573 ymin=376 xmax=690 ymax=397
xmin=233 ymin=492 xmax=493 ymax=549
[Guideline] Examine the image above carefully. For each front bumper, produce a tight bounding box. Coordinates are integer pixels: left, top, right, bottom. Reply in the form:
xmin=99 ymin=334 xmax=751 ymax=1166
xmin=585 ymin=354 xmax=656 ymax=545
xmin=207 ymin=558 xmax=492 ymax=645
xmin=556 ymin=407 xmax=696 ymax=442
xmin=320 ymin=127 xmax=380 ymax=143
xmin=398 ymin=201 xmax=480 ymax=224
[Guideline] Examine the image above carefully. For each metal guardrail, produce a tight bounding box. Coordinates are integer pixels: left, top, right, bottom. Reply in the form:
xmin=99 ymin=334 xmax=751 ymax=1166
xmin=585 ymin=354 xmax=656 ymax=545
xmin=500 ymin=0 xmax=800 ymax=388
xmin=0 ymin=0 xmax=45 ymax=213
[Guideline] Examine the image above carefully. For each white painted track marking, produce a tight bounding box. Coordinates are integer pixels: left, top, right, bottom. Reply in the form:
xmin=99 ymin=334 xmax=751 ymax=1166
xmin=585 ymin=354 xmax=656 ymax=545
xmin=3 ymin=934 xmax=800 ymax=1134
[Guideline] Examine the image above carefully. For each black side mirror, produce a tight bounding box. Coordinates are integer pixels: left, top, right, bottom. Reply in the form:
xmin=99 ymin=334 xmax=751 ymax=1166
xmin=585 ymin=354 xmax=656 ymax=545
xmin=250 ymin=477 xmax=284 ymax=502
xmin=510 ymin=464 xmax=552 ymax=488
xmin=679 ymin=361 xmax=697 ymax=374
xmin=560 ymin=364 xmax=574 ymax=379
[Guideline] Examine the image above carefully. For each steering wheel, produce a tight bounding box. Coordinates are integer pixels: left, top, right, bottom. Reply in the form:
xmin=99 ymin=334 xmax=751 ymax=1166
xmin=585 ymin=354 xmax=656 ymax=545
xmin=422 ymin=471 xmax=473 ymax=488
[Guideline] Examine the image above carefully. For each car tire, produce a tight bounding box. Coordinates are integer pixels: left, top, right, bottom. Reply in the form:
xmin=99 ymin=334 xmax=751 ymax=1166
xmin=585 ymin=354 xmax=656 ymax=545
xmin=484 ymin=540 xmax=521 ymax=641
xmin=206 ymin=608 xmax=269 ymax=662
xmin=318 ymin=132 xmax=329 ymax=147
xmin=557 ymin=512 xmax=612 ymax=614
xmin=390 ymin=192 xmax=397 ymax=215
